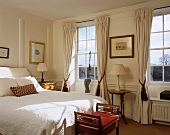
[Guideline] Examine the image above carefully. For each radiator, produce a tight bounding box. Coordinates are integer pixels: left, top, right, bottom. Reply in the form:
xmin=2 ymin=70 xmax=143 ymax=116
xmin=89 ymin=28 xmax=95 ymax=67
xmin=152 ymin=101 xmax=170 ymax=122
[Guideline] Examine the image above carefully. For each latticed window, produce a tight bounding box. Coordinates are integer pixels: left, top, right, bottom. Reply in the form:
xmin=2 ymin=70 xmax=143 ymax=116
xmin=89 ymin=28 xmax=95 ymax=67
xmin=149 ymin=13 xmax=170 ymax=82
xmin=77 ymin=24 xmax=98 ymax=80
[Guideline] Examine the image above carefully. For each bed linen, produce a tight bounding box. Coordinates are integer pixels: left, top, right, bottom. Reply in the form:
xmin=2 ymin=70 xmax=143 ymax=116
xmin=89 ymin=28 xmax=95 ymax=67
xmin=0 ymin=90 xmax=106 ymax=135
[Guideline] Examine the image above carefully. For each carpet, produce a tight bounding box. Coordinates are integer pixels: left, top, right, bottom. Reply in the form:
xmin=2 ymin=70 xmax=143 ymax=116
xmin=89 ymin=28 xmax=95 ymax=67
xmin=110 ymin=118 xmax=170 ymax=135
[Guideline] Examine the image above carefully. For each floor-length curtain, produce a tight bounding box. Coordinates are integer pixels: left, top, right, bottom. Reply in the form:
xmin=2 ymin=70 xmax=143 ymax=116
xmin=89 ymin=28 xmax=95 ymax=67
xmin=95 ymin=16 xmax=110 ymax=103
xmin=133 ymin=8 xmax=153 ymax=124
xmin=62 ymin=22 xmax=76 ymax=92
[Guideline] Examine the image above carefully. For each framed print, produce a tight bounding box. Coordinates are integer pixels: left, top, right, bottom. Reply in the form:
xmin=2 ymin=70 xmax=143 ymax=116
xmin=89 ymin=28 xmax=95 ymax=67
xmin=0 ymin=47 xmax=9 ymax=58
xmin=29 ymin=41 xmax=45 ymax=64
xmin=110 ymin=35 xmax=134 ymax=58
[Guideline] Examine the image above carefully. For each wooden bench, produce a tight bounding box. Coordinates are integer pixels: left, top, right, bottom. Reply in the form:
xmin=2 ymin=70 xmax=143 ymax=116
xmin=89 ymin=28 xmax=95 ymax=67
xmin=74 ymin=103 xmax=120 ymax=135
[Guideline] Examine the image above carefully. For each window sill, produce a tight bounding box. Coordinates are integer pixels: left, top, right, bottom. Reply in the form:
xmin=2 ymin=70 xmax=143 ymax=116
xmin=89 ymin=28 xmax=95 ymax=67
xmin=150 ymin=97 xmax=170 ymax=103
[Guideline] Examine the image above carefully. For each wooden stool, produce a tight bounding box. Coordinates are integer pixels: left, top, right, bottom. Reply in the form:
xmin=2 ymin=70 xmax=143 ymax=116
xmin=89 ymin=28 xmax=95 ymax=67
xmin=74 ymin=103 xmax=119 ymax=135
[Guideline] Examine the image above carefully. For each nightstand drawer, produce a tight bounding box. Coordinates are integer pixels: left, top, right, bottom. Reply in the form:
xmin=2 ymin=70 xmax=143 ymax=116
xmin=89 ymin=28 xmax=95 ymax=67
xmin=39 ymin=82 xmax=56 ymax=90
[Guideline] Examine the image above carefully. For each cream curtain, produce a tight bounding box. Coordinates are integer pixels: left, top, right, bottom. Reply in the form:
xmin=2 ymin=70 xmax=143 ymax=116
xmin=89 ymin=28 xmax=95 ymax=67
xmin=62 ymin=22 xmax=76 ymax=91
xmin=95 ymin=16 xmax=110 ymax=103
xmin=133 ymin=8 xmax=153 ymax=124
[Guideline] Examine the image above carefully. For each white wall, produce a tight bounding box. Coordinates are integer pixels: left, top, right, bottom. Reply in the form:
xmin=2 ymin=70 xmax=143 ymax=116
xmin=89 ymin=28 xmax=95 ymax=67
xmin=52 ymin=0 xmax=170 ymax=118
xmin=0 ymin=5 xmax=53 ymax=80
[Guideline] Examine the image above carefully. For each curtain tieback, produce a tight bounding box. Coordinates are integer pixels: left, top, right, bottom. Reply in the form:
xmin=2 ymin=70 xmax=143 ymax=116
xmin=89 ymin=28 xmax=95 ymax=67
xmin=139 ymin=77 xmax=148 ymax=101
xmin=62 ymin=73 xmax=70 ymax=92
xmin=95 ymin=71 xmax=105 ymax=96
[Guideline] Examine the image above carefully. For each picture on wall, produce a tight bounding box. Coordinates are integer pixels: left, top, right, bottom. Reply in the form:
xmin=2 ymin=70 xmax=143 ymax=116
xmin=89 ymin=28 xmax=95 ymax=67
xmin=0 ymin=47 xmax=9 ymax=58
xmin=29 ymin=41 xmax=45 ymax=64
xmin=110 ymin=35 xmax=134 ymax=58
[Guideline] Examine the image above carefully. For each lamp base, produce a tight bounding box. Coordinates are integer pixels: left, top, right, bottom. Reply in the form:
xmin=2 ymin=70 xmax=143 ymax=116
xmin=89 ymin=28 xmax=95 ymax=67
xmin=115 ymin=85 xmax=121 ymax=91
xmin=115 ymin=75 xmax=121 ymax=91
xmin=40 ymin=78 xmax=45 ymax=83
xmin=40 ymin=72 xmax=45 ymax=83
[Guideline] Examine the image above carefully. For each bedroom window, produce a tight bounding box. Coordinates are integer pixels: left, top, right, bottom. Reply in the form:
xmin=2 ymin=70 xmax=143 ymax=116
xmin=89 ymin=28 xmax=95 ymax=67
xmin=77 ymin=23 xmax=98 ymax=80
xmin=149 ymin=13 xmax=170 ymax=82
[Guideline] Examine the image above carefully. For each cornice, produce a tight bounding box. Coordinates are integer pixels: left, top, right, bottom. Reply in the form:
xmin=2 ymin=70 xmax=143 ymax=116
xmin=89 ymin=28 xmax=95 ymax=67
xmin=54 ymin=0 xmax=170 ymax=23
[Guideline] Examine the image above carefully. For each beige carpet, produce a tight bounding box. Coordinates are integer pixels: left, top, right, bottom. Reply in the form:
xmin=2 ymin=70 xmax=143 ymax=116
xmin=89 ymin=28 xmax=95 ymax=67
xmin=110 ymin=118 xmax=170 ymax=135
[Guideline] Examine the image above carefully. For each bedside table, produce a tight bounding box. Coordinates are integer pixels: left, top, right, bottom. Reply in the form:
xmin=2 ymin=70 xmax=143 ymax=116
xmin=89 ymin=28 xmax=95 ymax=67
xmin=109 ymin=90 xmax=130 ymax=124
xmin=39 ymin=81 xmax=56 ymax=90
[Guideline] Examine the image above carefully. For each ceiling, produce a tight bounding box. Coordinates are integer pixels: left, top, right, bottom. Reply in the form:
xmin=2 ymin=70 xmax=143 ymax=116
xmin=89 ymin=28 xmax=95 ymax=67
xmin=0 ymin=0 xmax=155 ymax=20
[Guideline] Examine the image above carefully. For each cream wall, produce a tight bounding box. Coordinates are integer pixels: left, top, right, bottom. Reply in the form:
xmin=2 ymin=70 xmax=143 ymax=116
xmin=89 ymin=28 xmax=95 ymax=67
xmin=0 ymin=5 xmax=53 ymax=80
xmin=53 ymin=0 xmax=170 ymax=118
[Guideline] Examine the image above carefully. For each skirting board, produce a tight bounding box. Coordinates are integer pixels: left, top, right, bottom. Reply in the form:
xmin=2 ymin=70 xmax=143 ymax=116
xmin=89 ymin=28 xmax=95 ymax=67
xmin=154 ymin=121 xmax=170 ymax=126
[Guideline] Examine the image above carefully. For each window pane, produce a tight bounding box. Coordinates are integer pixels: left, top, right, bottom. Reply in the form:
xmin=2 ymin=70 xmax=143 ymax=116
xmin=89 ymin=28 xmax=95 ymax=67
xmin=164 ymin=50 xmax=170 ymax=65
xmin=78 ymin=55 xmax=85 ymax=66
xmin=95 ymin=67 xmax=98 ymax=80
xmin=78 ymin=41 xmax=86 ymax=53
xmin=78 ymin=28 xmax=86 ymax=40
xmin=150 ymin=50 xmax=163 ymax=65
xmin=164 ymin=32 xmax=170 ymax=47
xmin=87 ymin=67 xmax=94 ymax=80
xmin=151 ymin=16 xmax=163 ymax=32
xmin=95 ymin=54 xmax=97 ymax=66
xmin=79 ymin=67 xmax=86 ymax=79
xmin=150 ymin=33 xmax=163 ymax=48
xmin=87 ymin=26 xmax=95 ymax=40
xmin=91 ymin=54 xmax=95 ymax=66
xmin=164 ymin=14 xmax=170 ymax=31
xmin=86 ymin=54 xmax=94 ymax=66
xmin=164 ymin=66 xmax=170 ymax=82
xmin=150 ymin=66 xmax=162 ymax=81
xmin=87 ymin=40 xmax=95 ymax=52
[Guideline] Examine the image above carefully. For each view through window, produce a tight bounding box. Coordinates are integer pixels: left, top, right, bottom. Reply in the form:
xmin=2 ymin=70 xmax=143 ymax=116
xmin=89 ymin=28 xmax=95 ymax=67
xmin=150 ymin=13 xmax=170 ymax=82
xmin=77 ymin=25 xmax=98 ymax=80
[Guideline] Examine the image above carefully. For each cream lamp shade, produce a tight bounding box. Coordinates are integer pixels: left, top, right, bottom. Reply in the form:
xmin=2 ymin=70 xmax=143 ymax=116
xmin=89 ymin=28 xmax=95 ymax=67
xmin=110 ymin=64 xmax=126 ymax=91
xmin=37 ymin=63 xmax=48 ymax=72
xmin=37 ymin=63 xmax=48 ymax=82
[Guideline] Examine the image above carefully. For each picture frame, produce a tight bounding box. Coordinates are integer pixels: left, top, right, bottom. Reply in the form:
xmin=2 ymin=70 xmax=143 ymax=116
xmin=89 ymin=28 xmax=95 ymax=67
xmin=110 ymin=35 xmax=134 ymax=58
xmin=0 ymin=47 xmax=9 ymax=58
xmin=29 ymin=41 xmax=45 ymax=64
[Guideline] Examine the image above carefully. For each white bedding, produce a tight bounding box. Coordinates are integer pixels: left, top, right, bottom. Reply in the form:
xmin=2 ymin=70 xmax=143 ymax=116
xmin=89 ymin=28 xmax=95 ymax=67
xmin=0 ymin=90 xmax=106 ymax=135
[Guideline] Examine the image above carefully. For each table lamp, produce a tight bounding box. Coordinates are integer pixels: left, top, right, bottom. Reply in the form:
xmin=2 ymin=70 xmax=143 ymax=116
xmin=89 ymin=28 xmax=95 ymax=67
xmin=110 ymin=64 xmax=126 ymax=91
xmin=37 ymin=63 xmax=48 ymax=83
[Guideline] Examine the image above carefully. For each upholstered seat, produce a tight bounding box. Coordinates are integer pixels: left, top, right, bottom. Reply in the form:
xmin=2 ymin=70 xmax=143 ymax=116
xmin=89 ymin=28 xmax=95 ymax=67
xmin=74 ymin=103 xmax=120 ymax=135
xmin=92 ymin=112 xmax=119 ymax=127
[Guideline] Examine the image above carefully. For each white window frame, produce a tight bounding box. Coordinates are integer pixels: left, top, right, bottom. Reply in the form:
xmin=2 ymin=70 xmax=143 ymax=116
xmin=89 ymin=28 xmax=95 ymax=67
xmin=75 ymin=21 xmax=97 ymax=81
xmin=148 ymin=8 xmax=170 ymax=87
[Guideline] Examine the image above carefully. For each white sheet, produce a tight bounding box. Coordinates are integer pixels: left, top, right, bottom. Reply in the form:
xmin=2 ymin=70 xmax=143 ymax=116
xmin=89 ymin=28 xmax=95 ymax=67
xmin=0 ymin=90 xmax=106 ymax=135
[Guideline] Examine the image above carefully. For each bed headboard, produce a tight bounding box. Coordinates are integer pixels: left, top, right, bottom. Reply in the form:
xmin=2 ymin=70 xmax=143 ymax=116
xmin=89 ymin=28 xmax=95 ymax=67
xmin=0 ymin=67 xmax=31 ymax=78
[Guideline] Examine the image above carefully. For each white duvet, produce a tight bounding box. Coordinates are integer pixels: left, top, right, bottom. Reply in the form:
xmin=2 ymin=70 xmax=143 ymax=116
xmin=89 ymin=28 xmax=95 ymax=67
xmin=0 ymin=91 xmax=106 ymax=135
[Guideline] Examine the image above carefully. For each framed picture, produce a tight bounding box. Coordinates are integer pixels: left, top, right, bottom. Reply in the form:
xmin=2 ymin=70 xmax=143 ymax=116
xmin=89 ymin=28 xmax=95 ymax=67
xmin=0 ymin=47 xmax=9 ymax=58
xmin=110 ymin=35 xmax=134 ymax=58
xmin=29 ymin=41 xmax=45 ymax=64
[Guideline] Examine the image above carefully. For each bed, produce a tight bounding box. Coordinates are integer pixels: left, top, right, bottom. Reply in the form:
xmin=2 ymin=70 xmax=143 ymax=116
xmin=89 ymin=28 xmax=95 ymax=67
xmin=0 ymin=67 xmax=106 ymax=135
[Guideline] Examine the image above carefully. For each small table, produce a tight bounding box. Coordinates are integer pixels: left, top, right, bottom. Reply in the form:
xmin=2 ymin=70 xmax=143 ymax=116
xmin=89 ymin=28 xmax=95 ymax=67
xmin=109 ymin=90 xmax=130 ymax=124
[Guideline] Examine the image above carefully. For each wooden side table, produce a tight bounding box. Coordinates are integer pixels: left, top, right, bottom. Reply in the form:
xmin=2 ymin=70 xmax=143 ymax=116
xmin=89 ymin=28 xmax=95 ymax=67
xmin=39 ymin=81 xmax=56 ymax=90
xmin=109 ymin=90 xmax=130 ymax=124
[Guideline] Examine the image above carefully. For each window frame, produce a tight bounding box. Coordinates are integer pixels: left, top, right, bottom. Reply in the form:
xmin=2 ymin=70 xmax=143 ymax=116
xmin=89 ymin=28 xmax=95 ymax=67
xmin=148 ymin=12 xmax=170 ymax=86
xmin=76 ymin=21 xmax=97 ymax=81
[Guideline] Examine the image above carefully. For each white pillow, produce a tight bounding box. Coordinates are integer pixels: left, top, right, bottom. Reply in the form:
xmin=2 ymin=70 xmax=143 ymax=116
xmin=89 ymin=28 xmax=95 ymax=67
xmin=0 ymin=67 xmax=13 ymax=78
xmin=0 ymin=78 xmax=18 ymax=96
xmin=15 ymin=77 xmax=44 ymax=92
xmin=10 ymin=68 xmax=31 ymax=78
